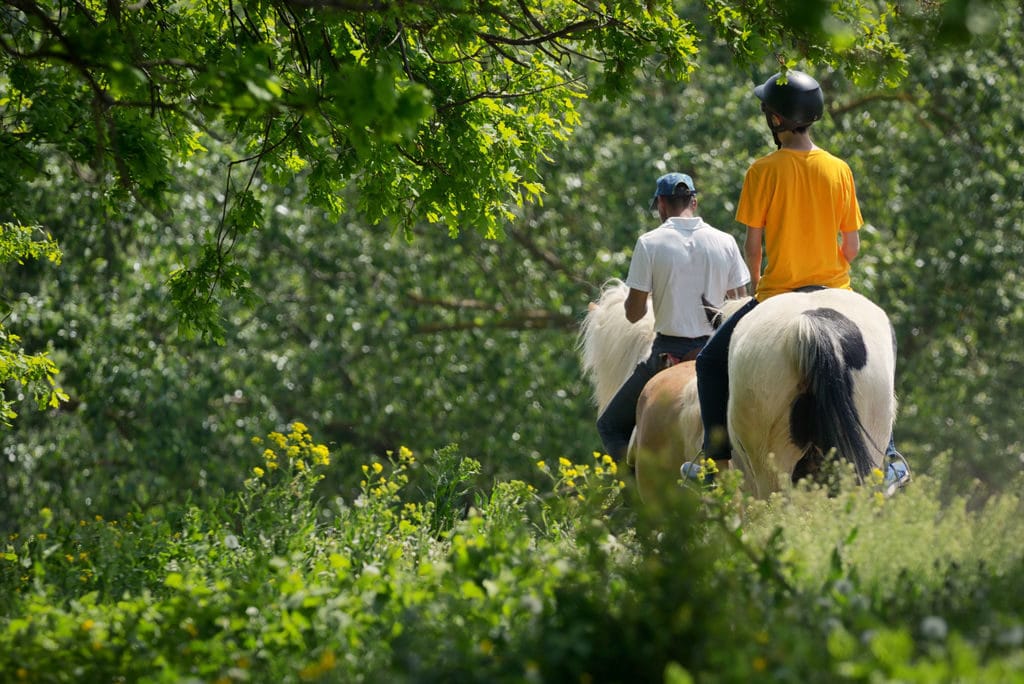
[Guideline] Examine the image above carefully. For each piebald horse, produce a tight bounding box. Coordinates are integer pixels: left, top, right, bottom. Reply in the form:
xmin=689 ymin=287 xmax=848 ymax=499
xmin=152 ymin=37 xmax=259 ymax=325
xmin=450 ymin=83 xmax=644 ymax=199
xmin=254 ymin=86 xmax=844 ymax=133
xmin=580 ymin=280 xmax=897 ymax=500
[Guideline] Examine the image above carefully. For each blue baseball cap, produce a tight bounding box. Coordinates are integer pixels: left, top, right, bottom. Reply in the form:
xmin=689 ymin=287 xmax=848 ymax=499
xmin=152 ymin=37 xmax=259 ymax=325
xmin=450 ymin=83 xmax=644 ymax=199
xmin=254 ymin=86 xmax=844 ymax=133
xmin=649 ymin=172 xmax=697 ymax=209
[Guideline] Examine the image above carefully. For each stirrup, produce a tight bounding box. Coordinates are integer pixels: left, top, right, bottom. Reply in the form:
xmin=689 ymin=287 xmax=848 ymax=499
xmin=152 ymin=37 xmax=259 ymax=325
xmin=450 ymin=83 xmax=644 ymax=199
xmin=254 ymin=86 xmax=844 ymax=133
xmin=883 ymin=452 xmax=911 ymax=497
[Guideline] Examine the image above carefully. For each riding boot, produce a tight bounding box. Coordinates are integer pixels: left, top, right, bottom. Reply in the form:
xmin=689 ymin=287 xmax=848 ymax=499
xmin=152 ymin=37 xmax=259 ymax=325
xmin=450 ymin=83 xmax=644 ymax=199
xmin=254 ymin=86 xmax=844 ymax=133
xmin=596 ymin=359 xmax=655 ymax=463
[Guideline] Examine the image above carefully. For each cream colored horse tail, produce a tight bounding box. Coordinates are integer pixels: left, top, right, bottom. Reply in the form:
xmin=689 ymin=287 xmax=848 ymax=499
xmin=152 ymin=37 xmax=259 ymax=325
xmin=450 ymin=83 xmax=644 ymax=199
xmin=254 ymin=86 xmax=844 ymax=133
xmin=578 ymin=279 xmax=655 ymax=413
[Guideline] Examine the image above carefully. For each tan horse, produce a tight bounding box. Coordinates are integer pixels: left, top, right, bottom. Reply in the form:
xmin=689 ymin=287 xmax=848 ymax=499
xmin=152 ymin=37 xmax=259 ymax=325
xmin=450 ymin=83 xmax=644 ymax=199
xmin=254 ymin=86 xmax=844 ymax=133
xmin=579 ymin=280 xmax=704 ymax=503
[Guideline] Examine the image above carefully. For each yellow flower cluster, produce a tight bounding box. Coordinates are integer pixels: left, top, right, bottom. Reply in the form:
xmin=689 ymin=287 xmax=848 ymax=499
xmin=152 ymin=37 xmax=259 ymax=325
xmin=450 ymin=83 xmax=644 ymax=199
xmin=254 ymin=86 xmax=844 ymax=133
xmin=358 ymin=446 xmax=415 ymax=501
xmin=311 ymin=444 xmax=330 ymax=466
xmin=249 ymin=421 xmax=332 ymax=483
xmin=536 ymin=451 xmax=624 ymax=501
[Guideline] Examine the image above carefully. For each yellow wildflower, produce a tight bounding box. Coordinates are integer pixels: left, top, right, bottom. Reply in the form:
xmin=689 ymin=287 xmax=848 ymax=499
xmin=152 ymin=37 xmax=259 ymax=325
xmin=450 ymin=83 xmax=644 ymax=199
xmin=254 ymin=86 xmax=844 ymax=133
xmin=311 ymin=444 xmax=330 ymax=465
xmin=295 ymin=459 xmax=306 ymax=471
xmin=269 ymin=432 xmax=287 ymax=448
xmin=372 ymin=462 xmax=384 ymax=474
xmin=253 ymin=467 xmax=265 ymax=478
xmin=558 ymin=457 xmax=572 ymax=467
xmin=81 ymin=619 xmax=95 ymax=632
xmin=291 ymin=421 xmax=308 ymax=434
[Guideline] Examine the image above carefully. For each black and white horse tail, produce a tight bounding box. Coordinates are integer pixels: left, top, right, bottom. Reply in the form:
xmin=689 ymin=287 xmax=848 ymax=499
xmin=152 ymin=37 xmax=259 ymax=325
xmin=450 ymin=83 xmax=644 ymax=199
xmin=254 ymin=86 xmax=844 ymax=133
xmin=789 ymin=306 xmax=874 ymax=479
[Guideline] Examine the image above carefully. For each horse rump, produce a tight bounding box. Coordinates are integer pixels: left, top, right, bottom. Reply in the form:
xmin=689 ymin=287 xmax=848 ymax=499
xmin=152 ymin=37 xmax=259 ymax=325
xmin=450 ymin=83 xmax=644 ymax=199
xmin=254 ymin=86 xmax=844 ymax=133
xmin=728 ymin=289 xmax=895 ymax=495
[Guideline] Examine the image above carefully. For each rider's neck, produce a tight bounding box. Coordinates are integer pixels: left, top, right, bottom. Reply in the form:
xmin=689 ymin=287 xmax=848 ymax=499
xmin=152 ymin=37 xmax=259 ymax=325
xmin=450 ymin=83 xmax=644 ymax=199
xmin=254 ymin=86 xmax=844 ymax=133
xmin=778 ymin=130 xmax=816 ymax=151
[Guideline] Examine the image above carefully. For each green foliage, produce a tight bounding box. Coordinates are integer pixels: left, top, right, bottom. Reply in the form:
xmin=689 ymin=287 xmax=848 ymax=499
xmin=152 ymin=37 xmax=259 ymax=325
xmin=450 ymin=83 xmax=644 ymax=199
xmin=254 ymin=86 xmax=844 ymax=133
xmin=0 ymin=0 xmax=716 ymax=335
xmin=3 ymin=427 xmax=1024 ymax=682
xmin=701 ymin=0 xmax=910 ymax=86
xmin=0 ymin=222 xmax=66 ymax=424
xmin=0 ymin=223 xmax=61 ymax=266
xmin=422 ymin=444 xmax=482 ymax=536
xmin=0 ymin=328 xmax=65 ymax=424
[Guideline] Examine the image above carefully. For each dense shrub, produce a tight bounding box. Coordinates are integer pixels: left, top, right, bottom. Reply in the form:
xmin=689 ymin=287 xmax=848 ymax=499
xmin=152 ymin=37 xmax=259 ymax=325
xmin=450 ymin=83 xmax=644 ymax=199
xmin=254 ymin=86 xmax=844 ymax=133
xmin=4 ymin=424 xmax=1024 ymax=682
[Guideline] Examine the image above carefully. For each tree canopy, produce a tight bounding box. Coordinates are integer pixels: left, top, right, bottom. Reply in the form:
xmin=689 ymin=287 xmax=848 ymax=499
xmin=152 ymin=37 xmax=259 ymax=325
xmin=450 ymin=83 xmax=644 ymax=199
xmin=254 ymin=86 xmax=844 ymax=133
xmin=1 ymin=0 xmax=936 ymax=338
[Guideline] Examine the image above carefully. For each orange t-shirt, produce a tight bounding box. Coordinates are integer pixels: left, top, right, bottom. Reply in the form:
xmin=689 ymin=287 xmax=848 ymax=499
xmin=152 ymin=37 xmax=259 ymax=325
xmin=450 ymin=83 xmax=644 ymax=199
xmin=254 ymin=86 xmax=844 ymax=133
xmin=735 ymin=148 xmax=863 ymax=300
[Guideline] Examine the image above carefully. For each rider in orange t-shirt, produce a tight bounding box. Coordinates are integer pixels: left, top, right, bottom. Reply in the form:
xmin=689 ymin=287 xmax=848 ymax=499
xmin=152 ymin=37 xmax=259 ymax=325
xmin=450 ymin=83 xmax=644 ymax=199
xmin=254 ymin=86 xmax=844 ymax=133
xmin=686 ymin=70 xmax=909 ymax=492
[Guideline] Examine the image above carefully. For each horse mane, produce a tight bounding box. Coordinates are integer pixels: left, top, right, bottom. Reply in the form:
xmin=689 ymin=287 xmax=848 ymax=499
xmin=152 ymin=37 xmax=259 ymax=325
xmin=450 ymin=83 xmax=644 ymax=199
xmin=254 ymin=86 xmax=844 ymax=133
xmin=578 ymin=279 xmax=655 ymax=413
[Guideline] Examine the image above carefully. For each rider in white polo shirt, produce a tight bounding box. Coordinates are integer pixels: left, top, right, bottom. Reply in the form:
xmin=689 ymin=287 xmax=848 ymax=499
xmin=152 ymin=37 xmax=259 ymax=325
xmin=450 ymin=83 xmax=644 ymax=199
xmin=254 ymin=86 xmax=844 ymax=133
xmin=597 ymin=172 xmax=750 ymax=465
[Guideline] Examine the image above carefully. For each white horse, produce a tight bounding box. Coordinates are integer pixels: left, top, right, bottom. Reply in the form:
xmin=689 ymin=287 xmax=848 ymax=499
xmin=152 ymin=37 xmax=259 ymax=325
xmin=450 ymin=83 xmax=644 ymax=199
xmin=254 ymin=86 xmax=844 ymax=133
xmin=580 ymin=280 xmax=897 ymax=499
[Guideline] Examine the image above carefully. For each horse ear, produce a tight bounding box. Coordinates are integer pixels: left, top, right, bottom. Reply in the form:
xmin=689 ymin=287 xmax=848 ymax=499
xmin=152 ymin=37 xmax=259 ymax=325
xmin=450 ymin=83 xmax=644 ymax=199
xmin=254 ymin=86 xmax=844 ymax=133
xmin=701 ymin=295 xmax=723 ymax=329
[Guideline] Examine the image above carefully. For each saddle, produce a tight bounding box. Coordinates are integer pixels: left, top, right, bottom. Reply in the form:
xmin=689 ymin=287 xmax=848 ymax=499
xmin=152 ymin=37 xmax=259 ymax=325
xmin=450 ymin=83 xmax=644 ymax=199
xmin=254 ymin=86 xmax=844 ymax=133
xmin=657 ymin=349 xmax=700 ymax=370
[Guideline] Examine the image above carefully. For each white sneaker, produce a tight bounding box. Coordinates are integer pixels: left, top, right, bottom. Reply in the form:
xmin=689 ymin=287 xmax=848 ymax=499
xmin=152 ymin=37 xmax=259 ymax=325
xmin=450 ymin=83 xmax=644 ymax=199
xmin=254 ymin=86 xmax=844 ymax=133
xmin=883 ymin=452 xmax=911 ymax=496
xmin=680 ymin=457 xmax=716 ymax=489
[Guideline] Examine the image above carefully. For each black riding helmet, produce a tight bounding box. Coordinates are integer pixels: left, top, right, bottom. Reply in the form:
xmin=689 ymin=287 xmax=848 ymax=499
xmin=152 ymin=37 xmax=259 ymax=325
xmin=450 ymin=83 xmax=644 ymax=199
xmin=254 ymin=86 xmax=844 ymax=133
xmin=754 ymin=70 xmax=824 ymax=132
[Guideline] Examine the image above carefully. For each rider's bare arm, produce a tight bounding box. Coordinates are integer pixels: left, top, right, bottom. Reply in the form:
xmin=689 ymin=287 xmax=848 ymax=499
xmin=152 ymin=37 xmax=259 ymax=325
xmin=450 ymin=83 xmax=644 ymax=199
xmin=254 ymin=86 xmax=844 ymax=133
xmin=624 ymin=288 xmax=649 ymax=323
xmin=726 ymin=284 xmax=748 ymax=299
xmin=841 ymin=229 xmax=860 ymax=263
xmin=744 ymin=226 xmax=764 ymax=293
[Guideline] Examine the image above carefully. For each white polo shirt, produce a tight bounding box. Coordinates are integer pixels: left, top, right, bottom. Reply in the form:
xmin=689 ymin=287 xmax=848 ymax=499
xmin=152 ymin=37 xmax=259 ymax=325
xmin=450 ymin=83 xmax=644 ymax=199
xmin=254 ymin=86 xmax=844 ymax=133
xmin=625 ymin=216 xmax=750 ymax=337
